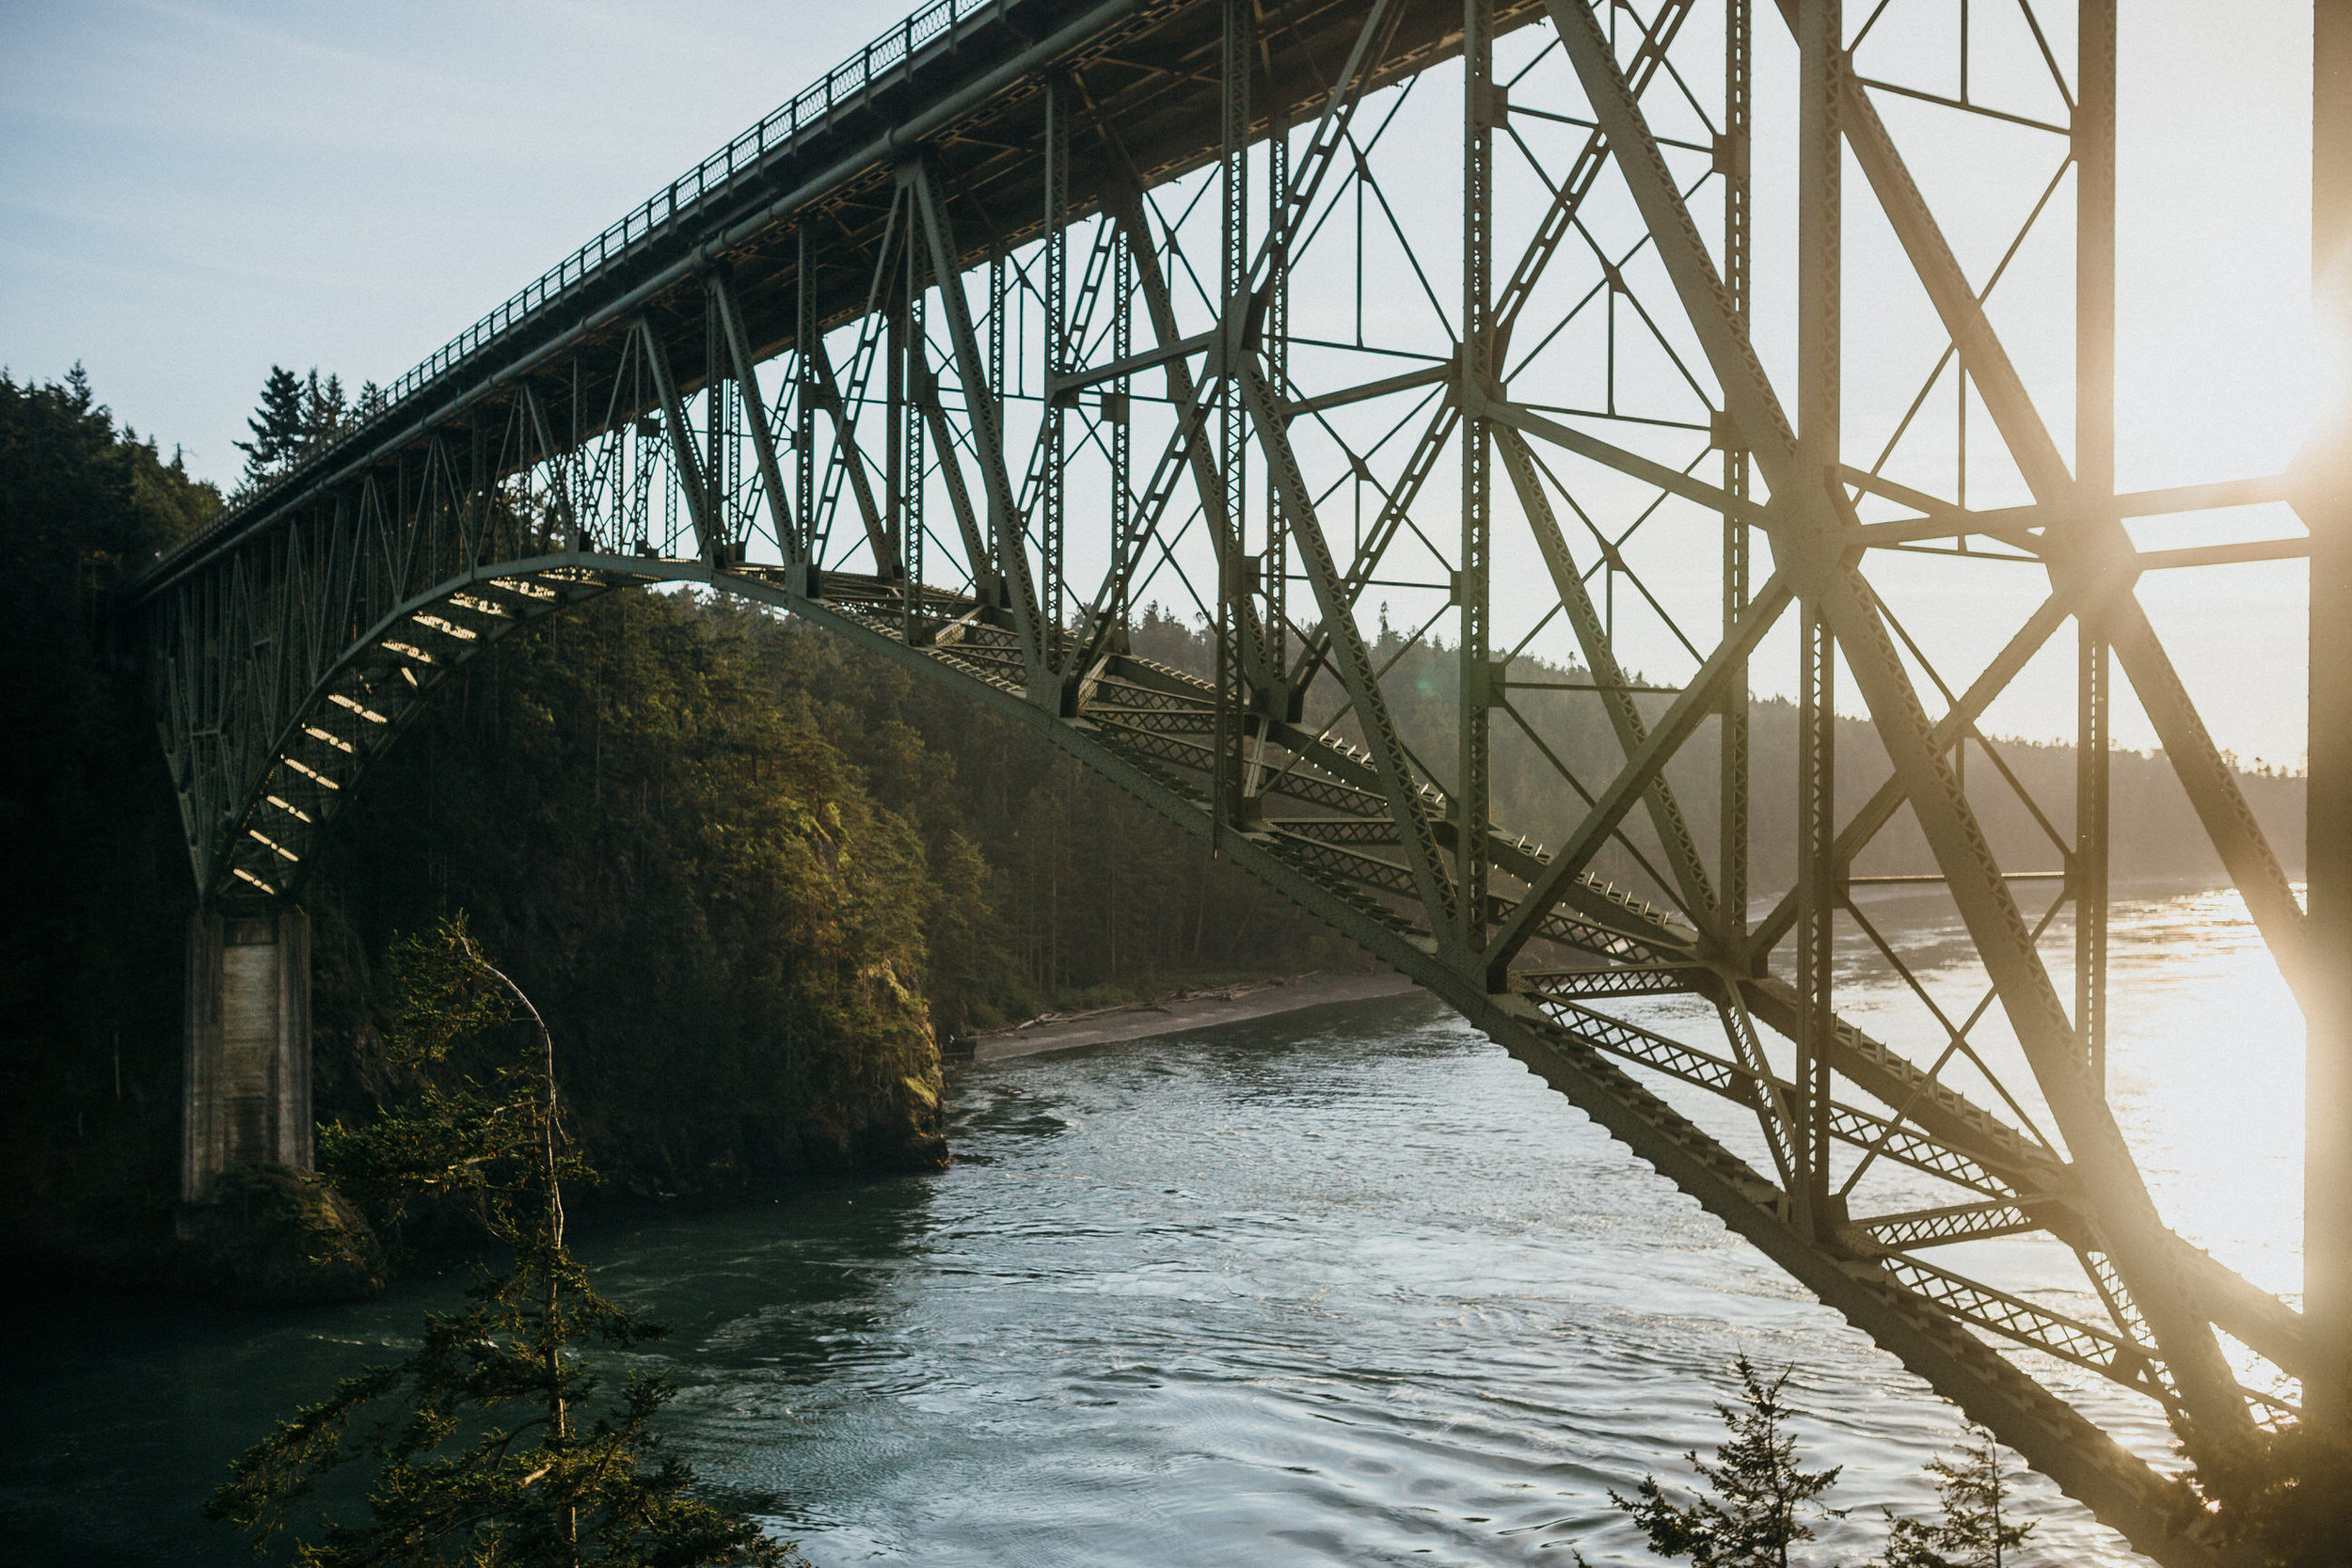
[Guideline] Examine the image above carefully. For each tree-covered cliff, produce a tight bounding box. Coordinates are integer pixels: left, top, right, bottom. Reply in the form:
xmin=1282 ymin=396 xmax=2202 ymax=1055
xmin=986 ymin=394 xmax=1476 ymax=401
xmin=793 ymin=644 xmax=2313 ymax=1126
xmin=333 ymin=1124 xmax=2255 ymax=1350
xmin=308 ymin=591 xmax=954 ymax=1196
xmin=0 ymin=369 xmax=219 ymax=1278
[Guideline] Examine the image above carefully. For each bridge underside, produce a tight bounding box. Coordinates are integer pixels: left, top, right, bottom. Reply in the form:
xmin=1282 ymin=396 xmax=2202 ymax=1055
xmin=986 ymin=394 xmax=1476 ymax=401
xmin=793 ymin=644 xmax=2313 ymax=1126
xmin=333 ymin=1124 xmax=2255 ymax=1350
xmin=136 ymin=0 xmax=2344 ymax=1560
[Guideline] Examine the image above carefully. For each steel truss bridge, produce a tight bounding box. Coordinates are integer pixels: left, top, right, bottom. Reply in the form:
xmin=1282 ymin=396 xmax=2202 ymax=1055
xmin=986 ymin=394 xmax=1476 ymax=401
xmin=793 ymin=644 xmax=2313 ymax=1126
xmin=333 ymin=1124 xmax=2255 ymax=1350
xmin=134 ymin=2 xmax=2352 ymax=1560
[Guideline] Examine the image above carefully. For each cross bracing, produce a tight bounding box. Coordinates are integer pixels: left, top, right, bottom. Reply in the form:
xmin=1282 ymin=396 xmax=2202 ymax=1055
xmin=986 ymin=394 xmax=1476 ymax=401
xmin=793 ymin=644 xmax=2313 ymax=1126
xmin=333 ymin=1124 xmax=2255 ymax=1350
xmin=132 ymin=2 xmax=2339 ymax=1561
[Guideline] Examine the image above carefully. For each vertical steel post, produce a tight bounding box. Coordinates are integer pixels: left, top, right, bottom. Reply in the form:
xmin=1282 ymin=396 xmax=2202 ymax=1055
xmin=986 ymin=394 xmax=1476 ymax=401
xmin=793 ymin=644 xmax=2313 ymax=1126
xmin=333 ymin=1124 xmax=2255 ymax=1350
xmin=467 ymin=416 xmax=487 ymax=567
xmin=2076 ymin=635 xmax=2108 ymax=1078
xmin=886 ymin=228 xmax=908 ymax=580
xmin=1722 ymin=0 xmax=1753 ymax=950
xmin=904 ymin=231 xmax=927 ymax=639
xmin=2307 ymin=0 xmax=2352 ymax=1433
xmin=990 ymin=245 xmax=1007 ymax=607
xmin=2074 ymin=0 xmax=2116 ymax=1086
xmin=988 ymin=242 xmax=1016 ymax=620
xmin=1796 ymin=610 xmax=1836 ymax=1229
xmin=1264 ymin=100 xmax=1291 ymax=705
xmin=1794 ymin=0 xmax=1842 ymax=1233
xmin=1043 ymin=79 xmax=1069 ymax=664
xmin=702 ymin=307 xmax=720 ymax=559
xmin=722 ymin=344 xmax=739 ymax=554
xmin=706 ymin=293 xmax=738 ymax=564
xmin=1216 ymin=0 xmax=1251 ymax=826
xmin=1460 ymin=0 xmax=1494 ymax=958
xmin=1110 ymin=225 xmax=1134 ymax=637
xmin=989 ymin=251 xmax=1006 ymax=409
xmin=795 ymin=227 xmax=818 ymax=569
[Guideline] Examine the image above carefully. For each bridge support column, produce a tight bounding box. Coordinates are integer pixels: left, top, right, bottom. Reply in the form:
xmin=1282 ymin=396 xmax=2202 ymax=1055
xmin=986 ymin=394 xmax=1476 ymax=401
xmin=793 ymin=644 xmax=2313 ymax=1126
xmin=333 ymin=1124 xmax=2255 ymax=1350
xmin=181 ymin=906 xmax=313 ymax=1205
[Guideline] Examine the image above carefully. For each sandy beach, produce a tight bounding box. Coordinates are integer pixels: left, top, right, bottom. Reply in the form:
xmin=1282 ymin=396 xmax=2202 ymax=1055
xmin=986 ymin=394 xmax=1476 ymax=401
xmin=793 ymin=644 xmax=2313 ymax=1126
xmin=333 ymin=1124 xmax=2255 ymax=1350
xmin=965 ymin=970 xmax=1422 ymax=1062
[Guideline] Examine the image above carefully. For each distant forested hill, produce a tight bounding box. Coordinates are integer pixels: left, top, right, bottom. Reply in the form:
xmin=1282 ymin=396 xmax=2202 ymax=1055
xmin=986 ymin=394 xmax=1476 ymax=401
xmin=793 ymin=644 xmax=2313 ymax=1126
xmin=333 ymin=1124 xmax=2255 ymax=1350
xmin=1120 ymin=609 xmax=2301 ymax=905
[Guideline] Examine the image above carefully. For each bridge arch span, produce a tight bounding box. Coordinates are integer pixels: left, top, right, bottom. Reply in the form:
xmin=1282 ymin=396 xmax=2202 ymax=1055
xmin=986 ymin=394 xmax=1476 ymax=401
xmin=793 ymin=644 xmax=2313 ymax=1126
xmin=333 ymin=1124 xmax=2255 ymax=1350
xmin=157 ymin=548 xmax=632 ymax=908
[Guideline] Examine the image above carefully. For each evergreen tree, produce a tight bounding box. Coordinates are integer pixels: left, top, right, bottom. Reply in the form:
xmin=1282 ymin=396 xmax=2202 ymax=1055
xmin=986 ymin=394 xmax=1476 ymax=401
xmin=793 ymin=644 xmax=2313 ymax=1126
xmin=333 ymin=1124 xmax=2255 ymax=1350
xmin=236 ymin=364 xmax=308 ymax=484
xmin=302 ymin=369 xmax=347 ymax=450
xmin=1586 ymin=1356 xmax=1846 ymax=1568
xmin=234 ymin=364 xmax=348 ymax=488
xmin=208 ymin=915 xmax=798 ymax=1566
xmin=1873 ymin=1429 xmax=2031 ymax=1568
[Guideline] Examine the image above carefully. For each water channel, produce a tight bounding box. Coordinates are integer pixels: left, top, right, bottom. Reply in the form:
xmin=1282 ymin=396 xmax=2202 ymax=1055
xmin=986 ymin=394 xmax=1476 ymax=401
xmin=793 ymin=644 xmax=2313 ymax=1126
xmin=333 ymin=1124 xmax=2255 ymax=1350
xmin=0 ymin=886 xmax=2298 ymax=1564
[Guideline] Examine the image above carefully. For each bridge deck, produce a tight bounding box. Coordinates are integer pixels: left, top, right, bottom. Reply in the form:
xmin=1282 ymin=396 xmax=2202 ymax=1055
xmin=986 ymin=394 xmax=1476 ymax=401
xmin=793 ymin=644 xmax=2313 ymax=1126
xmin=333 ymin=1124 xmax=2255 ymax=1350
xmin=141 ymin=0 xmax=1543 ymax=599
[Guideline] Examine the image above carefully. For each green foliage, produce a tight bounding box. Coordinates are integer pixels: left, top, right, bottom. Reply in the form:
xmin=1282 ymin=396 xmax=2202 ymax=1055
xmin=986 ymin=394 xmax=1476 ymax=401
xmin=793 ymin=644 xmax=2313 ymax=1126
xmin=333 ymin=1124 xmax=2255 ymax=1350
xmin=0 ymin=365 xmax=220 ymax=1273
xmin=306 ymin=372 xmax=348 ymax=444
xmin=1871 ymin=1429 xmax=2031 ymax=1568
xmin=237 ymin=365 xmax=349 ymax=487
xmin=312 ymin=594 xmax=951 ymax=1195
xmin=1588 ymin=1356 xmax=1845 ymax=1568
xmin=321 ymin=916 xmax=596 ymax=1243
xmin=236 ymin=365 xmax=307 ymax=482
xmin=310 ymin=590 xmax=1362 ymax=1196
xmin=830 ymin=598 xmax=1373 ymax=1016
xmin=2168 ymin=1421 xmax=2352 ymax=1568
xmin=211 ymin=918 xmax=798 ymax=1566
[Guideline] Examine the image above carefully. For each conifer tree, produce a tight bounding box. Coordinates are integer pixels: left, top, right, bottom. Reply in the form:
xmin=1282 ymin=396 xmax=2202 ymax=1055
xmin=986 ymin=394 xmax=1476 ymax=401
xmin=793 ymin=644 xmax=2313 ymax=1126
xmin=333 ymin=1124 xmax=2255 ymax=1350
xmin=1586 ymin=1355 xmax=1846 ymax=1568
xmin=235 ymin=364 xmax=308 ymax=484
xmin=207 ymin=915 xmax=798 ymax=1566
xmin=302 ymin=369 xmax=346 ymax=450
xmin=1873 ymin=1428 xmax=2031 ymax=1568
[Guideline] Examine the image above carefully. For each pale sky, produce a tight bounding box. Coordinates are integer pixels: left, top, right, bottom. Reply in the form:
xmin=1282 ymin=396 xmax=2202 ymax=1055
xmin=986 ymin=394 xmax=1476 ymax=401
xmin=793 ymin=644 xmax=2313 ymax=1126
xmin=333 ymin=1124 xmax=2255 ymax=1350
xmin=0 ymin=1 xmax=882 ymax=474
xmin=0 ymin=1 xmax=2326 ymax=765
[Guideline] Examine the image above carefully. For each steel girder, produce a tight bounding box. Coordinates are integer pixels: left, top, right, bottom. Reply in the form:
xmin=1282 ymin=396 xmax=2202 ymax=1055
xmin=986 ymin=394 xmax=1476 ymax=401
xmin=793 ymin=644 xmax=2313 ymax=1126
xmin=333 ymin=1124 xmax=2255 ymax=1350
xmin=133 ymin=1 xmax=2332 ymax=1560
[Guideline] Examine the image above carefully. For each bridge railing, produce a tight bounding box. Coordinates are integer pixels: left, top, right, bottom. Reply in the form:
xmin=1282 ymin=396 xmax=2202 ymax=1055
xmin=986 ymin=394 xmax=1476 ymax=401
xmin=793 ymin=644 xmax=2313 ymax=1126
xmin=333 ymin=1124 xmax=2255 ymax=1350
xmin=149 ymin=0 xmax=1010 ymax=581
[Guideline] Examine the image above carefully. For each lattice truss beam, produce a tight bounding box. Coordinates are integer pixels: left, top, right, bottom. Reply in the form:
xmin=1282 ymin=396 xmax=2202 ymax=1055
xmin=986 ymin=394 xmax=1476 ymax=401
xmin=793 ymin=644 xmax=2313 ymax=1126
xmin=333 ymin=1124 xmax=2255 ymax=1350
xmin=137 ymin=2 xmax=2319 ymax=1560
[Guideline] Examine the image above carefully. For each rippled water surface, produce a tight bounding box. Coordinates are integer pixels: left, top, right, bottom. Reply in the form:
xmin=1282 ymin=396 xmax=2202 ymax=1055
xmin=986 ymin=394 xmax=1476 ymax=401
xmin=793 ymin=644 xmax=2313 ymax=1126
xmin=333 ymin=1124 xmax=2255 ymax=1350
xmin=1 ymin=888 xmax=2299 ymax=1565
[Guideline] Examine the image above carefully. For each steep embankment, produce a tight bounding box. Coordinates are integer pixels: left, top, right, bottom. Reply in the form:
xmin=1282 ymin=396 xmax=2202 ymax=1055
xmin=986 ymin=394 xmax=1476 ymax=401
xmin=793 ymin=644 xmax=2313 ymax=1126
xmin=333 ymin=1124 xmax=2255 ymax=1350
xmin=310 ymin=593 xmax=952 ymax=1195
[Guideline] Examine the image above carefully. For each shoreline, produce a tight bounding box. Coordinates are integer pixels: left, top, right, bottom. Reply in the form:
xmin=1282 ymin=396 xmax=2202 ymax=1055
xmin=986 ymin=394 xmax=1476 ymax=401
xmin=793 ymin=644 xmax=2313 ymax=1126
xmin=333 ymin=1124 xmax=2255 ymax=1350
xmin=965 ymin=970 xmax=1422 ymax=1062
xmin=962 ymin=876 xmax=2262 ymax=1068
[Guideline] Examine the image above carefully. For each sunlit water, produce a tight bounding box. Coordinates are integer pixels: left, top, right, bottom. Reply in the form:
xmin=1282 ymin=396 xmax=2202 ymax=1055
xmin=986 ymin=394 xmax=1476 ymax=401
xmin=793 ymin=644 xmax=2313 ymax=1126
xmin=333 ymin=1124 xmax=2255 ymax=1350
xmin=0 ymin=888 xmax=2300 ymax=1565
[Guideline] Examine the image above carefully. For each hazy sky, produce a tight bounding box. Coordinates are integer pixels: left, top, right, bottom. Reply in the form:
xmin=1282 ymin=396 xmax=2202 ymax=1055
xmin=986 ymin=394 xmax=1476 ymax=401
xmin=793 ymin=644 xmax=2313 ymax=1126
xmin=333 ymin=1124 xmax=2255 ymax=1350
xmin=0 ymin=1 xmax=2326 ymax=763
xmin=0 ymin=1 xmax=882 ymax=474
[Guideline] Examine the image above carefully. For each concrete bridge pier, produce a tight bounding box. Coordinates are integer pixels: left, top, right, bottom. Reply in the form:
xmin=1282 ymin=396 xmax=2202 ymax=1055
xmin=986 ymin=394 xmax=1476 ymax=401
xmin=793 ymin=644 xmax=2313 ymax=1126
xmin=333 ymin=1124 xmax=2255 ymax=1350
xmin=180 ymin=906 xmax=312 ymax=1206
